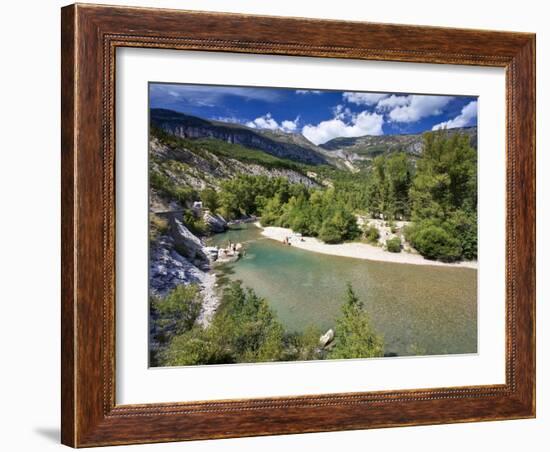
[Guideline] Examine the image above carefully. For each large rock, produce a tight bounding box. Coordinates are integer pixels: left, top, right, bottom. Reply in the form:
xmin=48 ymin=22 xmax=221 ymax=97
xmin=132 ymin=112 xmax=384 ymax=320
xmin=149 ymin=236 xmax=201 ymax=295
xmin=203 ymin=211 xmax=228 ymax=233
xmin=319 ymin=329 xmax=335 ymax=347
xmin=149 ymin=236 xmax=220 ymax=326
xmin=168 ymin=215 xmax=208 ymax=267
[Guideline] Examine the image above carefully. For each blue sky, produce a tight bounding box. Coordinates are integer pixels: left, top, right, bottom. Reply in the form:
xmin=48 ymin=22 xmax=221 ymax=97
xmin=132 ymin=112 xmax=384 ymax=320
xmin=149 ymin=83 xmax=478 ymax=145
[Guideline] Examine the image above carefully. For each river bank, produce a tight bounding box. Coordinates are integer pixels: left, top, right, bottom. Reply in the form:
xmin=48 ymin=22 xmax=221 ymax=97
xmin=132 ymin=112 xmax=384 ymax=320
xmin=256 ymin=222 xmax=478 ymax=269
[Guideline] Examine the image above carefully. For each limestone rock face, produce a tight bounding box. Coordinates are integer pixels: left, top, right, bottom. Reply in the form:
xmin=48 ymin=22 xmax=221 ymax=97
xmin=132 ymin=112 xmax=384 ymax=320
xmin=149 ymin=236 xmax=202 ymax=296
xmin=203 ymin=211 xmax=228 ymax=233
xmin=169 ymin=216 xmax=208 ymax=267
xmin=149 ymin=235 xmax=219 ymax=326
xmin=151 ymin=108 xmax=328 ymax=165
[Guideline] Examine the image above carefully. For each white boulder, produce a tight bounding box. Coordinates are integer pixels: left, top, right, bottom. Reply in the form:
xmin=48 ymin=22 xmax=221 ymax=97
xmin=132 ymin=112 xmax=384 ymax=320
xmin=319 ymin=329 xmax=335 ymax=347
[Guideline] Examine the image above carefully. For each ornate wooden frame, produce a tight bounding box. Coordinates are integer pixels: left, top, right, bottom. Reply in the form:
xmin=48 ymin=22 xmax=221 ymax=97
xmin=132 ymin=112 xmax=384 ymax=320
xmin=61 ymin=3 xmax=536 ymax=447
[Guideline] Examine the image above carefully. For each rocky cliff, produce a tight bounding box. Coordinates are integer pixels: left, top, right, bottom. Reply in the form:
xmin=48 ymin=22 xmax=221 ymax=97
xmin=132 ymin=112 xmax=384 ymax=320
xmin=151 ymin=108 xmax=328 ymax=165
xmin=149 ymin=213 xmax=221 ymax=325
xmin=320 ymin=126 xmax=477 ymax=158
xmin=149 ymin=134 xmax=320 ymax=212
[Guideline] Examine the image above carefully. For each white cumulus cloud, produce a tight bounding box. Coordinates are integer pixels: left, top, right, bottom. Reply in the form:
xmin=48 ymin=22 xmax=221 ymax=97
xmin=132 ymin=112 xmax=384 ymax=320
xmin=432 ymin=100 xmax=478 ymax=130
xmin=281 ymin=119 xmax=299 ymax=132
xmin=295 ymin=89 xmax=322 ymax=95
xmin=332 ymin=104 xmax=352 ymax=120
xmin=302 ymin=111 xmax=384 ymax=145
xmin=375 ymin=95 xmax=410 ymax=111
xmin=343 ymin=92 xmax=389 ymax=106
xmin=385 ymin=95 xmax=454 ymax=123
xmin=246 ymin=113 xmax=300 ymax=133
xmin=214 ymin=116 xmax=246 ymax=124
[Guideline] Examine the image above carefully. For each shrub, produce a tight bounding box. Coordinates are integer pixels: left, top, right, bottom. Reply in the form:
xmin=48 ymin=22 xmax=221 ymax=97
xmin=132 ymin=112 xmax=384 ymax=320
xmin=150 ymin=285 xmax=202 ymax=346
xmin=161 ymin=282 xmax=286 ymax=366
xmin=149 ymin=214 xmax=169 ymax=242
xmin=160 ymin=327 xmax=233 ymax=366
xmin=183 ymin=210 xmax=209 ymax=236
xmin=407 ymin=222 xmax=462 ymax=262
xmin=363 ymin=224 xmax=380 ymax=244
xmin=386 ymin=236 xmax=402 ymax=253
xmin=290 ymin=325 xmax=323 ymax=361
xmin=150 ymin=170 xmax=196 ymax=206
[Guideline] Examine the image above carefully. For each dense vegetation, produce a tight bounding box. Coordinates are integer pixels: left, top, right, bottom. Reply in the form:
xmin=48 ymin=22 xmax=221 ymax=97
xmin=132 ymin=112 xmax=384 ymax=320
xmin=151 ymin=282 xmax=384 ymax=366
xmin=213 ymin=174 xmax=361 ymax=244
xmin=150 ymin=284 xmax=202 ymax=365
xmin=150 ymin=166 xmax=197 ymax=206
xmin=210 ymin=130 xmax=476 ymax=260
xmin=365 ymin=152 xmax=413 ymax=220
xmin=405 ymin=132 xmax=477 ymax=261
xmin=151 ymin=126 xmax=477 ymax=261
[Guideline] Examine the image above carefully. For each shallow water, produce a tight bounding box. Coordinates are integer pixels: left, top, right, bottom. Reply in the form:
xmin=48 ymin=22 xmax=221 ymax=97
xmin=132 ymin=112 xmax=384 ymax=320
xmin=208 ymin=224 xmax=477 ymax=357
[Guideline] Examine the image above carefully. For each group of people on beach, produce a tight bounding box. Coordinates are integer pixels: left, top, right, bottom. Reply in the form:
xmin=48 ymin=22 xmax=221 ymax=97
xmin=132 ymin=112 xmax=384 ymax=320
xmin=282 ymin=235 xmax=305 ymax=246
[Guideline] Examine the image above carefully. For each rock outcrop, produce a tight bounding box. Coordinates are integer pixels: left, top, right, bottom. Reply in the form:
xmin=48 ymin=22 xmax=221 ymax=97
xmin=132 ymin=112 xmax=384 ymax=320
xmin=319 ymin=329 xmax=335 ymax=347
xmin=203 ymin=211 xmax=228 ymax=233
xmin=150 ymin=236 xmax=204 ymax=293
xmin=168 ymin=216 xmax=209 ymax=269
xmin=149 ymin=138 xmax=320 ymax=195
xmin=150 ymin=215 xmax=222 ymax=326
xmin=151 ymin=108 xmax=328 ymax=165
xmin=320 ymin=126 xmax=477 ymax=158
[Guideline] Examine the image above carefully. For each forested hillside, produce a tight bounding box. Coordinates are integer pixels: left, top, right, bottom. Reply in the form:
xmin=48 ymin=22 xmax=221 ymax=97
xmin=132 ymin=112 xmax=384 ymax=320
xmin=149 ymin=111 xmax=477 ymax=262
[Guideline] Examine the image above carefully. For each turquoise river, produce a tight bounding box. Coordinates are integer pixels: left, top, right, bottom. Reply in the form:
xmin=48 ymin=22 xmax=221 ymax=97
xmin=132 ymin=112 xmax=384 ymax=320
xmin=208 ymin=223 xmax=477 ymax=357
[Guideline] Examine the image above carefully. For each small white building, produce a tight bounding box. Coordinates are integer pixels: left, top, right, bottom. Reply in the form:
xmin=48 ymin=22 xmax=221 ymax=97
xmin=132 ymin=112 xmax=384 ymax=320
xmin=192 ymin=201 xmax=203 ymax=210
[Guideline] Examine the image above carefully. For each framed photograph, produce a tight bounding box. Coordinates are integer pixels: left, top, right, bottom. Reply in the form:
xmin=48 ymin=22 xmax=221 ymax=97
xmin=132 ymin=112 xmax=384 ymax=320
xmin=61 ymin=4 xmax=536 ymax=447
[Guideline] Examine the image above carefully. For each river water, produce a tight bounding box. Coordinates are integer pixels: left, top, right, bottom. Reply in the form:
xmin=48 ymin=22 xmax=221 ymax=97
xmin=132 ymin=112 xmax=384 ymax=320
xmin=208 ymin=223 xmax=477 ymax=357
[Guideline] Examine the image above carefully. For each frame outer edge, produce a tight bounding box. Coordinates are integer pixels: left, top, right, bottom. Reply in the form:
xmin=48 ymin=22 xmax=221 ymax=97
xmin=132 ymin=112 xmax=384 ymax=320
xmin=60 ymin=3 xmax=536 ymax=447
xmin=61 ymin=3 xmax=77 ymax=448
xmin=515 ymin=35 xmax=536 ymax=416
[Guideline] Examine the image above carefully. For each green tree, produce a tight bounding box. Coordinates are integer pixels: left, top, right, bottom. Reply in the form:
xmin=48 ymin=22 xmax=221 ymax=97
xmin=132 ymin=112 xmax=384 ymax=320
xmin=200 ymin=188 xmax=220 ymax=212
xmin=410 ymin=131 xmax=476 ymax=221
xmin=260 ymin=196 xmax=283 ymax=226
xmin=329 ymin=284 xmax=384 ymax=359
xmin=366 ymin=152 xmax=412 ymax=220
xmin=407 ymin=131 xmax=477 ymax=261
xmin=317 ymin=207 xmax=360 ymax=244
xmin=385 ymin=152 xmax=412 ymax=219
xmin=318 ymin=218 xmax=343 ymax=244
xmin=182 ymin=209 xmax=209 ymax=235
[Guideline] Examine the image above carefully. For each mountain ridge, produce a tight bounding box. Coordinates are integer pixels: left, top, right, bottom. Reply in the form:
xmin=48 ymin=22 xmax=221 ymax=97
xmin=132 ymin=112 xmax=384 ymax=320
xmin=150 ymin=108 xmax=329 ymax=166
xmin=319 ymin=126 xmax=477 ymax=158
xmin=150 ymin=109 xmax=478 ymax=171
